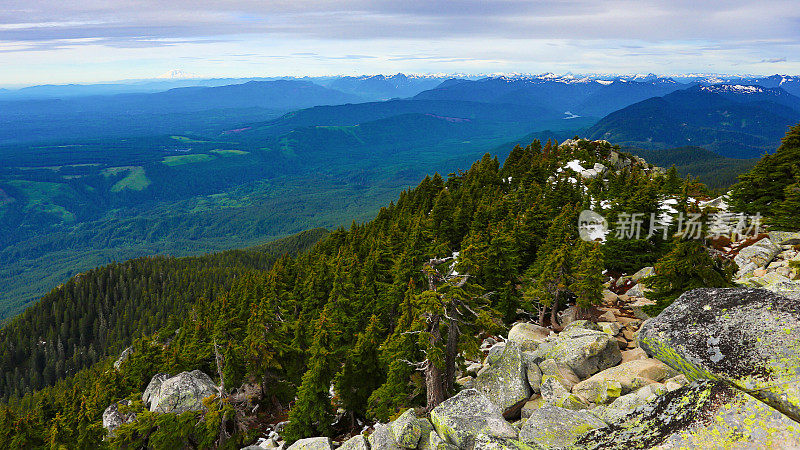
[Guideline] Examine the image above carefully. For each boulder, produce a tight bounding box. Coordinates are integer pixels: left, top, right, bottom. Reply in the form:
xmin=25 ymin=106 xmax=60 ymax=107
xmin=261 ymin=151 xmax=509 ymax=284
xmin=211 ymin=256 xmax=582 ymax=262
xmin=430 ymin=389 xmax=518 ymax=449
xmin=391 ymin=408 xmax=422 ymax=448
xmin=142 ymin=370 xmax=219 ymax=414
xmin=507 ymin=323 xmax=549 ymax=351
xmin=597 ymin=322 xmax=620 ymax=336
xmin=522 ymin=355 xmax=542 ymax=393
xmin=287 ymin=437 xmax=332 ymax=450
xmin=472 ymin=434 xmax=532 ymax=450
xmin=734 ymin=238 xmax=780 ymax=276
xmin=768 ymin=230 xmax=800 ymax=245
xmin=416 ymin=420 xmax=435 ymax=450
xmin=619 ymin=348 xmax=648 ymax=363
xmin=570 ymin=359 xmax=678 ymax=396
xmin=485 ymin=343 xmax=506 ymax=366
xmin=572 ymin=379 xmax=622 ymax=405
xmin=474 ymin=342 xmax=531 ymax=418
xmin=102 ymin=400 xmax=136 ymax=436
xmin=625 ymin=283 xmax=648 ymax=298
xmin=338 ymin=435 xmax=369 ymax=450
xmin=142 ymin=373 xmax=170 ymax=406
xmin=663 ymin=374 xmax=689 ymax=392
xmin=369 ymin=423 xmax=403 ymax=450
xmin=630 ymin=266 xmax=655 ymax=282
xmin=577 ymin=380 xmax=800 ymax=449
xmin=520 ymin=396 xmax=544 ymax=419
xmin=561 ymin=320 xmax=599 ymax=332
xmin=539 ymin=376 xmax=570 ymax=404
xmin=425 ymin=431 xmax=458 ymax=450
xmin=518 ymin=406 xmax=606 ymax=449
xmin=538 ymin=359 xmax=579 ymax=390
xmin=533 ymin=327 xmax=622 ymax=379
xmin=638 ymin=288 xmax=800 ymax=423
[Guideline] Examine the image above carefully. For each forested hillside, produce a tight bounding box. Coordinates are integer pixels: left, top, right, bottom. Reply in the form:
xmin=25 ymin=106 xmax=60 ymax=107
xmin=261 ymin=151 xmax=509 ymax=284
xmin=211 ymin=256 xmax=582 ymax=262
xmin=0 ymin=138 xmax=714 ymax=448
xmin=0 ymin=228 xmax=328 ymax=401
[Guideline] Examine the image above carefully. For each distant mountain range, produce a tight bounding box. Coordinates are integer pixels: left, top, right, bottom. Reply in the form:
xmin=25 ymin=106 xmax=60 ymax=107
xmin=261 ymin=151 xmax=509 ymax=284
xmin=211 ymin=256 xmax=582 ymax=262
xmin=587 ymin=84 xmax=800 ymax=158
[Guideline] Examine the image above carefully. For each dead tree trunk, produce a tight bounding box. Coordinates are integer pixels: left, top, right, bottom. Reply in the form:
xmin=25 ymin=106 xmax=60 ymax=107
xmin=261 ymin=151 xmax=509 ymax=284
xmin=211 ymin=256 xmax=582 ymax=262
xmin=425 ymin=315 xmax=445 ymax=410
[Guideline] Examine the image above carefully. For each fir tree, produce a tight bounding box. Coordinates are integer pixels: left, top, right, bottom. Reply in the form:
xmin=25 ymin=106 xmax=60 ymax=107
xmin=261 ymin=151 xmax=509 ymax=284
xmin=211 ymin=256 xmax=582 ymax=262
xmin=569 ymin=241 xmax=605 ymax=317
xmin=642 ymin=240 xmax=734 ymax=314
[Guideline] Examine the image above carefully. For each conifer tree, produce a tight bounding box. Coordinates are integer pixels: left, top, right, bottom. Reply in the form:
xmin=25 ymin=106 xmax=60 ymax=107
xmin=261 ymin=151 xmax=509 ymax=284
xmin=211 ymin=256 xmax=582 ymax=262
xmin=283 ymin=308 xmax=339 ymax=443
xmin=642 ymin=240 xmax=734 ymax=313
xmin=770 ymin=173 xmax=800 ymax=230
xmin=333 ymin=315 xmax=385 ymax=425
xmin=569 ymin=241 xmax=605 ymax=317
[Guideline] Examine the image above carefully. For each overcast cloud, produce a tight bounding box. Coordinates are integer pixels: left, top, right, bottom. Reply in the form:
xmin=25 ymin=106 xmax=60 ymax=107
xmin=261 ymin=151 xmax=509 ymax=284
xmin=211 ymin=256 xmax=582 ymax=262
xmin=1 ymin=0 xmax=799 ymax=85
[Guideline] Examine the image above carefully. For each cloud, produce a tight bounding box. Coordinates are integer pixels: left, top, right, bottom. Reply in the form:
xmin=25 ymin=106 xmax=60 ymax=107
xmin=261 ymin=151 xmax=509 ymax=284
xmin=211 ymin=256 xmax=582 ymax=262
xmin=760 ymin=57 xmax=787 ymax=63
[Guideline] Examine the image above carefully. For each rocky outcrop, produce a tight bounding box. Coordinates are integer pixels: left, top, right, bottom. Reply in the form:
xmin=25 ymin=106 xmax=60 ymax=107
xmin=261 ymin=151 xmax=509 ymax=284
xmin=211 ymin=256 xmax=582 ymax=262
xmin=368 ymin=423 xmax=404 ymax=450
xmin=474 ymin=342 xmax=531 ymax=418
xmin=506 ymin=323 xmax=549 ymax=351
xmin=287 ymin=437 xmax=333 ymax=450
xmin=339 ymin=434 xmax=369 ymax=450
xmin=518 ymin=406 xmax=606 ymax=448
xmin=638 ymin=287 xmax=800 ymax=423
xmin=531 ymin=327 xmax=622 ymax=379
xmin=429 ymin=389 xmax=518 ymax=449
xmin=102 ymin=400 xmax=136 ymax=436
xmin=142 ymin=370 xmax=219 ymax=414
xmin=391 ymin=409 xmax=423 ymax=448
xmin=734 ymin=237 xmax=780 ymax=276
xmin=577 ymin=380 xmax=800 ymax=449
xmin=113 ymin=346 xmax=133 ymax=370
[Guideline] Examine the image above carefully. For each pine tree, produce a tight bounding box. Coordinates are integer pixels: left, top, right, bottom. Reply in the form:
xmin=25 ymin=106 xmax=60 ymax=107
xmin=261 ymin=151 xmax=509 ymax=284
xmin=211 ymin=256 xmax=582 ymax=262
xmin=569 ymin=241 xmax=605 ymax=317
xmin=770 ymin=173 xmax=800 ymax=230
xmin=333 ymin=315 xmax=385 ymax=425
xmin=642 ymin=240 xmax=734 ymax=313
xmin=283 ymin=308 xmax=339 ymax=443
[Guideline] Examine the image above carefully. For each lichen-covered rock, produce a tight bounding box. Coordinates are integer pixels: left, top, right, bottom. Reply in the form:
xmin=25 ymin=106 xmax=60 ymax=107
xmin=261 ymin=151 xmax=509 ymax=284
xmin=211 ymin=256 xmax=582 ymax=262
xmin=768 ymin=230 xmax=800 ymax=246
xmin=426 ymin=431 xmax=458 ymax=450
xmin=572 ymin=379 xmax=622 ymax=405
xmin=539 ymin=375 xmax=570 ymax=405
xmin=287 ymin=437 xmax=332 ymax=450
xmin=561 ymin=320 xmax=600 ymax=332
xmin=533 ymin=328 xmax=622 ymax=379
xmin=142 ymin=373 xmax=170 ymax=406
xmin=538 ymin=359 xmax=580 ymax=390
xmin=472 ymin=434 xmax=535 ymax=450
xmin=338 ymin=434 xmax=369 ymax=450
xmin=391 ymin=408 xmax=422 ymax=448
xmin=143 ymin=370 xmax=218 ymax=414
xmin=734 ymin=238 xmax=780 ymax=276
xmin=571 ymin=358 xmax=677 ymax=397
xmin=630 ymin=266 xmax=655 ymax=282
xmin=598 ymin=322 xmax=621 ymax=336
xmin=518 ymin=406 xmax=606 ymax=449
xmin=102 ymin=400 xmax=136 ymax=436
xmin=577 ymin=380 xmax=800 ymax=449
xmin=430 ymin=389 xmax=518 ymax=449
xmin=507 ymin=323 xmax=550 ymax=351
xmin=521 ymin=396 xmax=544 ymax=419
xmin=416 ymin=419 xmax=435 ymax=450
xmin=523 ymin=357 xmax=542 ymax=393
xmin=369 ymin=423 xmax=403 ymax=450
xmin=638 ymin=288 xmax=800 ymax=423
xmin=474 ymin=342 xmax=531 ymax=417
xmin=485 ymin=343 xmax=507 ymax=366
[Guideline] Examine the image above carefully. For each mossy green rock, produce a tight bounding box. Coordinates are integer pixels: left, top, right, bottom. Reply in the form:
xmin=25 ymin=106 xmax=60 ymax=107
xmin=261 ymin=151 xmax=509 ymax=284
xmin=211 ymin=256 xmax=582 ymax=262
xmin=571 ymin=358 xmax=677 ymax=397
xmin=472 ymin=434 xmax=538 ymax=450
xmin=638 ymin=287 xmax=800 ymax=423
xmin=577 ymin=380 xmax=800 ymax=449
xmin=287 ymin=437 xmax=333 ymax=450
xmin=430 ymin=389 xmax=518 ymax=449
xmin=391 ymin=408 xmax=422 ymax=448
xmin=338 ymin=434 xmax=369 ymax=450
xmin=507 ymin=323 xmax=550 ymax=351
xmin=518 ymin=406 xmax=606 ymax=449
xmin=534 ymin=328 xmax=622 ymax=379
xmin=416 ymin=419 xmax=435 ymax=450
xmin=474 ymin=342 xmax=531 ymax=417
xmin=369 ymin=423 xmax=404 ymax=450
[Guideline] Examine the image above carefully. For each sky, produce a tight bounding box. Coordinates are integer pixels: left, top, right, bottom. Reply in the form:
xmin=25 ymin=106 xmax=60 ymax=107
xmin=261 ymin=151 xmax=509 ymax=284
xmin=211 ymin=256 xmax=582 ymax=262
xmin=2 ymin=0 xmax=800 ymax=86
